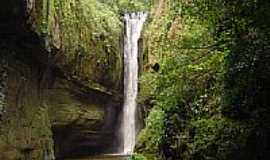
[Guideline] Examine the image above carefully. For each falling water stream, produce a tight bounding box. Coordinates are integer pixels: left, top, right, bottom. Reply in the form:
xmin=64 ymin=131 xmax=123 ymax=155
xmin=121 ymin=12 xmax=147 ymax=154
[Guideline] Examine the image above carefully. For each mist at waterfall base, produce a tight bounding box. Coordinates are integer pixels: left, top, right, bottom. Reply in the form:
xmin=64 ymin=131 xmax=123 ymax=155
xmin=118 ymin=12 xmax=147 ymax=155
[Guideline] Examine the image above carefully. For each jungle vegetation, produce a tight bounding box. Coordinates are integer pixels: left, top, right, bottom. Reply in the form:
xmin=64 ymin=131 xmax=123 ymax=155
xmin=135 ymin=0 xmax=270 ymax=160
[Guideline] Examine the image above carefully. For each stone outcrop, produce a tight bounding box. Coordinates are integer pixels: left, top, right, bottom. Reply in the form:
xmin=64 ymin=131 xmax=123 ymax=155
xmin=48 ymin=77 xmax=121 ymax=158
xmin=0 ymin=0 xmax=123 ymax=159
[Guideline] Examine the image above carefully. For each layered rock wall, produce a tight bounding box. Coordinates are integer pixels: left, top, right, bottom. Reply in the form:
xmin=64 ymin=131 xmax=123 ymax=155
xmin=0 ymin=0 xmax=123 ymax=159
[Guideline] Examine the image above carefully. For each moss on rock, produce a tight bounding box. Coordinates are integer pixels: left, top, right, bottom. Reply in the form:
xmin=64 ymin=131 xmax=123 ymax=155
xmin=0 ymin=56 xmax=54 ymax=160
xmin=29 ymin=0 xmax=123 ymax=92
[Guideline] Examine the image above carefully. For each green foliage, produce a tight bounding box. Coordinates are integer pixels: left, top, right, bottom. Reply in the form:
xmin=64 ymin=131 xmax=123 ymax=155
xmin=51 ymin=0 xmax=121 ymax=59
xmin=117 ymin=0 xmax=150 ymax=13
xmin=34 ymin=0 xmax=122 ymax=67
xmin=138 ymin=0 xmax=225 ymax=156
xmin=33 ymin=0 xmax=147 ymax=90
xmin=138 ymin=72 xmax=158 ymax=104
xmin=217 ymin=0 xmax=270 ymax=119
xmin=185 ymin=117 xmax=253 ymax=160
xmin=99 ymin=0 xmax=153 ymax=13
xmin=137 ymin=0 xmax=270 ymax=160
xmin=129 ymin=154 xmax=147 ymax=160
xmin=137 ymin=107 xmax=165 ymax=159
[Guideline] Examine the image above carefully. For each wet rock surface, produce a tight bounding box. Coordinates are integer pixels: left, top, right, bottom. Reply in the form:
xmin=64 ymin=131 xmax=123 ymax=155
xmin=48 ymin=78 xmax=121 ymax=158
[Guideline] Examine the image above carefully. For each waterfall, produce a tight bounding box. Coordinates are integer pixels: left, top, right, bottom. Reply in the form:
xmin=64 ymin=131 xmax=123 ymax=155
xmin=121 ymin=12 xmax=147 ymax=154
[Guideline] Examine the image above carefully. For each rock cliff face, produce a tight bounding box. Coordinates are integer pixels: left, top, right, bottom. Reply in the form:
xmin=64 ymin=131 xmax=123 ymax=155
xmin=0 ymin=0 xmax=123 ymax=159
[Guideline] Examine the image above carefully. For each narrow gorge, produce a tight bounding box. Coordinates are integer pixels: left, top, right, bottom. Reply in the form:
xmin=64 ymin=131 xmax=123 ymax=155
xmin=1 ymin=0 xmax=270 ymax=160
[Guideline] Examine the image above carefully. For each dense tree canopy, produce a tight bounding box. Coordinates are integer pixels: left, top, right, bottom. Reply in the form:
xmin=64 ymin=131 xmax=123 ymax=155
xmin=135 ymin=0 xmax=270 ymax=160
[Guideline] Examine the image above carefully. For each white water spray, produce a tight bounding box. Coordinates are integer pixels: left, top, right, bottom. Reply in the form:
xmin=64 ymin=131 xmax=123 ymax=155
xmin=121 ymin=12 xmax=147 ymax=154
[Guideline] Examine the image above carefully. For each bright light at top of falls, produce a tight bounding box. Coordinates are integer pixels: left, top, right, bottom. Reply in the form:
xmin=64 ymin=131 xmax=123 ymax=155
xmin=121 ymin=12 xmax=148 ymax=154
